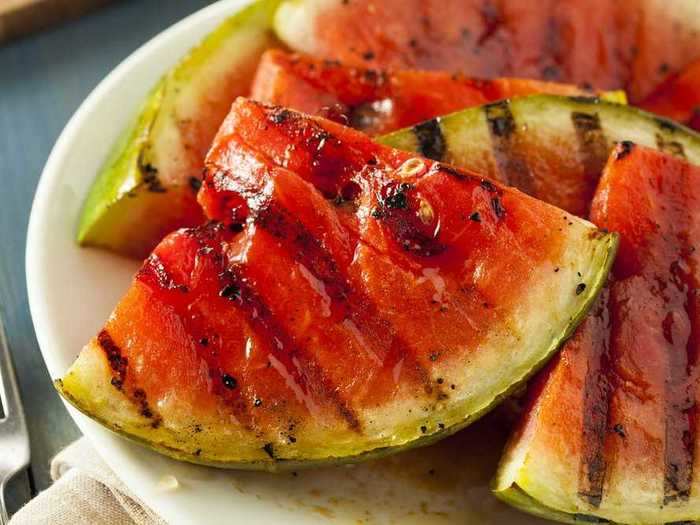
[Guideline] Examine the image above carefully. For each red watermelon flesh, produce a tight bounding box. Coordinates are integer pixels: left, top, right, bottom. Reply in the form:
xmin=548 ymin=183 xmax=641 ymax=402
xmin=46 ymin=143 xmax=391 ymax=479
xmin=640 ymin=58 xmax=700 ymax=132
xmin=200 ymin=99 xmax=566 ymax=365
xmin=56 ymin=99 xmax=615 ymax=468
xmin=250 ymin=49 xmax=590 ymax=135
xmin=274 ymin=0 xmax=700 ymax=102
xmin=494 ymin=143 xmax=700 ymax=522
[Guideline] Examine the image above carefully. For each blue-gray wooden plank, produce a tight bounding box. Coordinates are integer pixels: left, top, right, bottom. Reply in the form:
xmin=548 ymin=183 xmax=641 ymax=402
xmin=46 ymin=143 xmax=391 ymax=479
xmin=0 ymin=0 xmax=212 ymax=515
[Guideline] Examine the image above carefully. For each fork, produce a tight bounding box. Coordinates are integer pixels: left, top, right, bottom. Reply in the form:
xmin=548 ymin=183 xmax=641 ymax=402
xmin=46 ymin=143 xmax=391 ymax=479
xmin=0 ymin=314 xmax=30 ymax=524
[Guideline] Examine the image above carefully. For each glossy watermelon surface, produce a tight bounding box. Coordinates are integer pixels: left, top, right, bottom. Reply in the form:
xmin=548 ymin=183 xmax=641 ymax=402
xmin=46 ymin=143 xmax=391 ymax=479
xmin=57 ymin=99 xmax=616 ymax=469
xmin=640 ymin=58 xmax=700 ymax=132
xmin=494 ymin=144 xmax=700 ymax=524
xmin=275 ymin=0 xmax=700 ymax=103
xmin=250 ymin=49 xmax=592 ymax=135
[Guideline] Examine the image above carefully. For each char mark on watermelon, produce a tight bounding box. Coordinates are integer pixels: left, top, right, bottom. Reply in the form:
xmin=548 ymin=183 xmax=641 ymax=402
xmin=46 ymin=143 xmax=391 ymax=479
xmin=571 ymin=112 xmax=609 ymax=216
xmin=412 ymin=119 xmax=446 ymax=161
xmin=96 ymin=328 xmax=163 ymax=428
xmin=577 ymin=289 xmax=614 ymax=508
xmin=484 ymin=100 xmax=534 ymax=195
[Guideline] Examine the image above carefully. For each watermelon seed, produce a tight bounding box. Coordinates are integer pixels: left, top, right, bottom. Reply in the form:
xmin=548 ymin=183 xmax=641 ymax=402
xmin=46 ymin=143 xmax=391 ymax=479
xmin=614 ymin=141 xmax=635 ymax=161
xmin=612 ymin=424 xmax=626 ymax=438
xmin=418 ymin=199 xmax=435 ymax=225
xmin=420 ymin=426 xmax=428 ymax=434
xmin=220 ymin=284 xmax=241 ymax=301
xmin=188 ymin=176 xmax=202 ymax=192
xmin=262 ymin=443 xmax=275 ymax=459
xmin=397 ymin=158 xmax=426 ymax=178
xmin=222 ymin=374 xmax=238 ymax=390
xmin=576 ymin=283 xmax=587 ymax=295
xmin=254 ymin=398 xmax=262 ymax=407
xmin=469 ymin=212 xmax=481 ymax=222
xmin=480 ymin=180 xmax=497 ymax=193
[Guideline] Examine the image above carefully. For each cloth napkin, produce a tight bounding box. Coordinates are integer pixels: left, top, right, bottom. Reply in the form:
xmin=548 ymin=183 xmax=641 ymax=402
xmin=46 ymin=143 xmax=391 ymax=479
xmin=10 ymin=438 xmax=166 ymax=525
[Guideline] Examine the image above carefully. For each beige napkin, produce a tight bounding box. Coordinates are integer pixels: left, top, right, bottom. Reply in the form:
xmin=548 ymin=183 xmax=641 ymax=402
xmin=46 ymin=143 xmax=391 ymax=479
xmin=10 ymin=438 xmax=166 ymax=525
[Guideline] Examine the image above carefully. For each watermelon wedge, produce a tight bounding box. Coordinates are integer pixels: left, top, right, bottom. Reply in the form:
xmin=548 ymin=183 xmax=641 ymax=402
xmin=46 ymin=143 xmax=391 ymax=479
xmin=380 ymin=95 xmax=700 ymax=219
xmin=57 ymin=100 xmax=616 ymax=469
xmin=76 ymin=0 xmax=282 ymax=258
xmin=274 ymin=0 xmax=700 ymax=102
xmin=493 ymin=144 xmax=700 ymax=524
xmin=250 ymin=49 xmax=617 ymax=136
xmin=640 ymin=58 xmax=700 ymax=132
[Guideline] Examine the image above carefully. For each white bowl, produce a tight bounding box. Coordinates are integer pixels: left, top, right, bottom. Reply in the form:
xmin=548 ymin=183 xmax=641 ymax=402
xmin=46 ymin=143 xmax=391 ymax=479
xmin=26 ymin=1 xmax=543 ymax=522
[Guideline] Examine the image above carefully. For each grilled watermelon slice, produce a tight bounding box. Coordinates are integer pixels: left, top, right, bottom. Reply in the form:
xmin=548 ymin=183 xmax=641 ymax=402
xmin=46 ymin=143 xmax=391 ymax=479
xmin=274 ymin=0 xmax=700 ymax=102
xmin=380 ymin=95 xmax=700 ymax=219
xmin=76 ymin=0 xmax=282 ymax=258
xmin=640 ymin=58 xmax=700 ymax=132
xmin=493 ymin=144 xmax=700 ymax=524
xmin=57 ymin=100 xmax=616 ymax=469
xmin=250 ymin=49 xmax=620 ymax=136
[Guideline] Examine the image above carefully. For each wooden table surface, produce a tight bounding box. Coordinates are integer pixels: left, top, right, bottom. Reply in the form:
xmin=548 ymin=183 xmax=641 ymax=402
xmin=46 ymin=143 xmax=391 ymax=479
xmin=0 ymin=0 xmax=211 ymax=516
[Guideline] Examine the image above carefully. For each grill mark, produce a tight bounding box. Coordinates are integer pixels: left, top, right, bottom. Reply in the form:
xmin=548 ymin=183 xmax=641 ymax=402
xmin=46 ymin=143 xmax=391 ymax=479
xmin=257 ymin=203 xmax=435 ymax=395
xmin=412 ymin=119 xmax=446 ymax=161
xmin=571 ymin=112 xmax=609 ymax=217
xmin=484 ymin=101 xmax=534 ymax=195
xmin=96 ymin=329 xmax=162 ymax=428
xmin=137 ymin=152 xmax=166 ymax=194
xmin=664 ymin=344 xmax=694 ymax=504
xmin=137 ymin=248 xmax=259 ymax=433
xmin=219 ymin=263 xmax=362 ymax=432
xmin=97 ymin=329 xmax=128 ymax=391
xmin=577 ymin=291 xmax=614 ymax=508
xmin=656 ymin=133 xmax=686 ymax=160
xmin=663 ymin=239 xmax=698 ymax=504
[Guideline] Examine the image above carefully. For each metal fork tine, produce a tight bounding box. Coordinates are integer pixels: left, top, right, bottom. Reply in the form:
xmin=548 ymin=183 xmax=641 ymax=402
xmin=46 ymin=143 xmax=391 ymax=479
xmin=0 ymin=314 xmax=30 ymax=524
xmin=0 ymin=318 xmax=23 ymax=423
